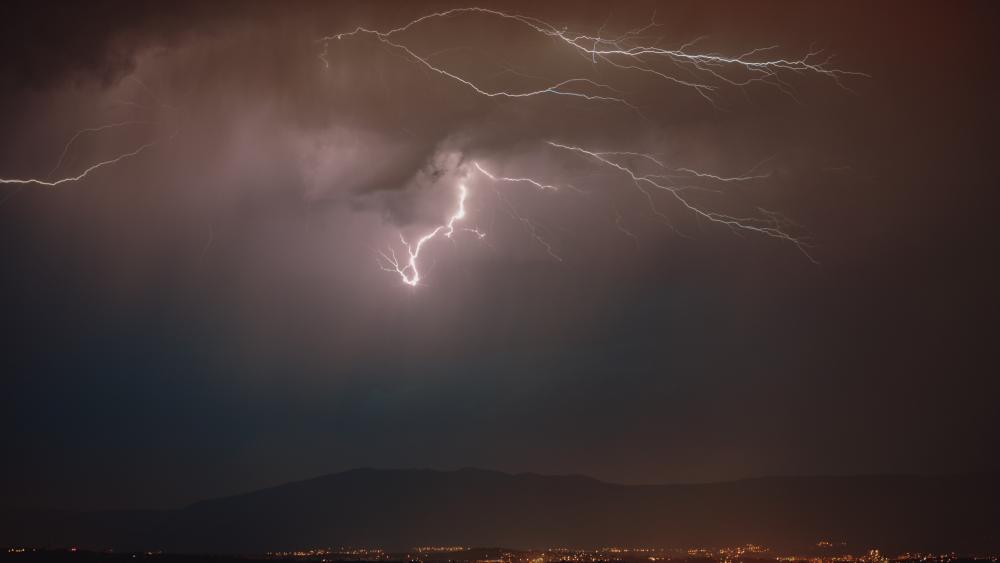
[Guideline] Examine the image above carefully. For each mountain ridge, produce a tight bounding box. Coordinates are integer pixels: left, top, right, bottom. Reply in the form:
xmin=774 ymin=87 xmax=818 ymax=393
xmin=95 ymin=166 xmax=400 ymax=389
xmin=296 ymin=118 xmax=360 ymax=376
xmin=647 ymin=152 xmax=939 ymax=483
xmin=3 ymin=468 xmax=997 ymax=555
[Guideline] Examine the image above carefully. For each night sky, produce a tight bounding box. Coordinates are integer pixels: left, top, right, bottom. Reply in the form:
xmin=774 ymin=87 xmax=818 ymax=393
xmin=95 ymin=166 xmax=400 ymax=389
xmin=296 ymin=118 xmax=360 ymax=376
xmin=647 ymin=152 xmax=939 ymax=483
xmin=1 ymin=0 xmax=997 ymax=511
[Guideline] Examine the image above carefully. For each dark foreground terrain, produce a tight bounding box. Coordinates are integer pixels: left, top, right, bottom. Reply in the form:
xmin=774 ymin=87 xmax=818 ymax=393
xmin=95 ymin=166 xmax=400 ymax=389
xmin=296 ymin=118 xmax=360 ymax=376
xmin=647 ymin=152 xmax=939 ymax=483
xmin=2 ymin=469 xmax=998 ymax=554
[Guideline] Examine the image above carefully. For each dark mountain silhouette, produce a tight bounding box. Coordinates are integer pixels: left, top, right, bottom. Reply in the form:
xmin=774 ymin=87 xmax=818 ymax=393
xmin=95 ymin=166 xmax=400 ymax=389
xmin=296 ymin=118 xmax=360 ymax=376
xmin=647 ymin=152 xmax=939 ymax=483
xmin=3 ymin=469 xmax=997 ymax=554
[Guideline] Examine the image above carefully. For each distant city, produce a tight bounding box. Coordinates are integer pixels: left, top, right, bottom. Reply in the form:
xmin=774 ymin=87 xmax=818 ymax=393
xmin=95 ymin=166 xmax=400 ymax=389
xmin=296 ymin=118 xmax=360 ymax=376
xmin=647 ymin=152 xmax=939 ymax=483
xmin=5 ymin=545 xmax=1000 ymax=563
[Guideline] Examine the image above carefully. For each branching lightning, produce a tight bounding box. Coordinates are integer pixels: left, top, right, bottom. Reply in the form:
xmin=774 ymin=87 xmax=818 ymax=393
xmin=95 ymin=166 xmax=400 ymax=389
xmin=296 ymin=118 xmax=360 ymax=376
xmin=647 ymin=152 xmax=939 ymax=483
xmin=1 ymin=137 xmax=161 ymax=188
xmin=48 ymin=120 xmax=153 ymax=178
xmin=378 ymin=182 xmax=484 ymax=286
xmin=1 ymin=77 xmax=171 ymax=195
xmin=544 ymin=141 xmax=815 ymax=262
xmin=0 ymin=6 xmax=855 ymax=289
xmin=321 ymin=7 xmax=866 ymax=109
xmin=322 ymin=7 xmax=858 ymax=285
xmin=472 ymin=162 xmax=558 ymax=192
xmin=475 ymin=163 xmax=564 ymax=262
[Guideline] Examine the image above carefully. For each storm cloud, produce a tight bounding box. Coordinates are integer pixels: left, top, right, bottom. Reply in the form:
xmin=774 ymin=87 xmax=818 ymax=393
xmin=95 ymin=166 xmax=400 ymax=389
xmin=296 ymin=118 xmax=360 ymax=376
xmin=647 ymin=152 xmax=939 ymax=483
xmin=1 ymin=0 xmax=997 ymax=510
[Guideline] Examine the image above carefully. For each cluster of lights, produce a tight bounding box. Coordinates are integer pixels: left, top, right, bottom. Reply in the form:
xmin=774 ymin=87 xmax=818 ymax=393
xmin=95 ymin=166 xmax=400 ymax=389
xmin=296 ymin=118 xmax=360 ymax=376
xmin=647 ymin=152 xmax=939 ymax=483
xmin=267 ymin=547 xmax=388 ymax=559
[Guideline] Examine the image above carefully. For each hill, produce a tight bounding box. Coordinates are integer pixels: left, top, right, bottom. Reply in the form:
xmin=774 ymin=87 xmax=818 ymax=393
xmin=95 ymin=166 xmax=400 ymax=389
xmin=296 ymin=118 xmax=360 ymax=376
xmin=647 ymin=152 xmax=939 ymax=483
xmin=3 ymin=469 xmax=997 ymax=554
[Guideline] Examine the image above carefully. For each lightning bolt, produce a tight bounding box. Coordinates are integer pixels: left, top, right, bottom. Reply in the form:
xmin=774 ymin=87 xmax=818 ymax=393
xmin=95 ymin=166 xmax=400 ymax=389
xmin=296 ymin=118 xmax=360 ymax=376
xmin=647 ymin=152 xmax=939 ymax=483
xmin=0 ymin=4 xmax=859 ymax=295
xmin=472 ymin=162 xmax=559 ymax=191
xmin=322 ymin=7 xmax=866 ymax=109
xmin=472 ymin=162 xmax=563 ymax=262
xmin=378 ymin=160 xmax=570 ymax=286
xmin=322 ymin=28 xmax=638 ymax=111
xmin=378 ymin=182 xmax=483 ymax=287
xmin=323 ymin=7 xmax=855 ymax=285
xmin=47 ymin=120 xmax=153 ymax=178
xmin=1 ymin=74 xmax=173 ymax=195
xmin=1 ymin=138 xmax=161 ymax=188
xmin=544 ymin=141 xmax=815 ymax=262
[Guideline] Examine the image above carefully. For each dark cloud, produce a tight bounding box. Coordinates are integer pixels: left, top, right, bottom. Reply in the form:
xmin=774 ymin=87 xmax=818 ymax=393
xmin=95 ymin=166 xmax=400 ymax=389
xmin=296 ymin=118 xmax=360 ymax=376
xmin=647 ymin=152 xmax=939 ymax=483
xmin=0 ymin=1 xmax=233 ymax=88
